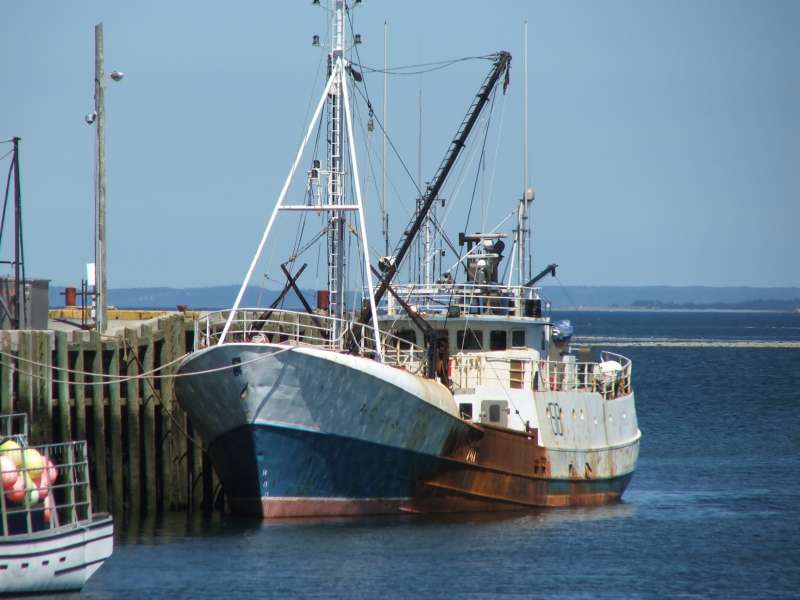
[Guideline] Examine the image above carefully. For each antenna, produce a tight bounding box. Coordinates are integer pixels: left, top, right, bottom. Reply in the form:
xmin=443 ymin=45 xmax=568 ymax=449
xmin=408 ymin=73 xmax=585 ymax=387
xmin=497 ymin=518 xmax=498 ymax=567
xmin=517 ymin=19 xmax=532 ymax=285
xmin=382 ymin=20 xmax=389 ymax=257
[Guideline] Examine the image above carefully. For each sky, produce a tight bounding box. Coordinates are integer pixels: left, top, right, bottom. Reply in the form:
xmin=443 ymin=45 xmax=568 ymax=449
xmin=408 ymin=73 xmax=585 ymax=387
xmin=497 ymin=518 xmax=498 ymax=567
xmin=0 ymin=0 xmax=798 ymax=290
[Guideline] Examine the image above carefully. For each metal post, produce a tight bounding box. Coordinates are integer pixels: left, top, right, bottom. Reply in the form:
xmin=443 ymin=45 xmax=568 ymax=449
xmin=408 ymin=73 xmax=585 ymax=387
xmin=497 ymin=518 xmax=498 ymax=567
xmin=94 ymin=23 xmax=107 ymax=332
xmin=11 ymin=137 xmax=23 ymax=328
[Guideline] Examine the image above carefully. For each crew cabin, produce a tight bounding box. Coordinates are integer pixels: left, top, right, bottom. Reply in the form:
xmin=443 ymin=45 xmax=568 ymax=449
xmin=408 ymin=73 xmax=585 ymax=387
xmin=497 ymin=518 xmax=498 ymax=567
xmin=375 ymin=232 xmax=570 ymax=433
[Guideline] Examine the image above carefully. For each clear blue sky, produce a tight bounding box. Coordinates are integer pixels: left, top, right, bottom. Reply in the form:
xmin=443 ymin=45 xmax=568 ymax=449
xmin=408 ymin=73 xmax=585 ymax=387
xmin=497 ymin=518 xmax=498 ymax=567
xmin=1 ymin=0 xmax=797 ymax=289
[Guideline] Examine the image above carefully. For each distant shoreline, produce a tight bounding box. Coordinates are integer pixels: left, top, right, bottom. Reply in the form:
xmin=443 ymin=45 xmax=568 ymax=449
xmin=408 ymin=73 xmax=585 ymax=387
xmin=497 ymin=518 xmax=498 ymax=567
xmin=551 ymin=307 xmax=797 ymax=314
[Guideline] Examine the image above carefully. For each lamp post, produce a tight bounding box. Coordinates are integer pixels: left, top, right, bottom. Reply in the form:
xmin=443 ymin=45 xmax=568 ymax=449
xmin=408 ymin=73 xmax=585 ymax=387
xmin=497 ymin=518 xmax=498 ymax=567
xmin=88 ymin=22 xmax=123 ymax=332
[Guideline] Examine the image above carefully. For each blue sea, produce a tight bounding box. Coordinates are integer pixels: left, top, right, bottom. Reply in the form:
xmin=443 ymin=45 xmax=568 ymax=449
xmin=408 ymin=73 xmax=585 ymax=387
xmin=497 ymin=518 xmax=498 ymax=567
xmin=58 ymin=312 xmax=800 ymax=598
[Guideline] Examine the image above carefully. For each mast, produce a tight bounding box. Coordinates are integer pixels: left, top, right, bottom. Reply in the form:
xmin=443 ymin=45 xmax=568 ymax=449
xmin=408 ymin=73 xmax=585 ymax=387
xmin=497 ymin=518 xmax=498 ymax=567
xmin=219 ymin=0 xmax=382 ymax=358
xmin=327 ymin=0 xmax=346 ymax=339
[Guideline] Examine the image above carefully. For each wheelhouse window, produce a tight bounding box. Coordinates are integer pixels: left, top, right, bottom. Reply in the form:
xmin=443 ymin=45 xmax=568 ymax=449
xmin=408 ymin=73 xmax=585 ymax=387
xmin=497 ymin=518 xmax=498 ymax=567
xmin=459 ymin=403 xmax=473 ymax=420
xmin=489 ymin=330 xmax=507 ymax=351
xmin=511 ymin=329 xmax=526 ymax=348
xmin=457 ymin=328 xmax=483 ymax=351
xmin=489 ymin=404 xmax=501 ymax=422
xmin=395 ymin=329 xmax=417 ymax=349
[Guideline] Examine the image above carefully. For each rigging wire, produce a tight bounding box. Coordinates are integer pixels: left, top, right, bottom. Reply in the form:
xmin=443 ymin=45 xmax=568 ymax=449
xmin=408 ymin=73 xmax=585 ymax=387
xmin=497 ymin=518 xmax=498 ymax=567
xmin=482 ymin=89 xmax=508 ymax=231
xmin=554 ymin=274 xmax=579 ymax=309
xmin=354 ymin=54 xmax=494 ymax=76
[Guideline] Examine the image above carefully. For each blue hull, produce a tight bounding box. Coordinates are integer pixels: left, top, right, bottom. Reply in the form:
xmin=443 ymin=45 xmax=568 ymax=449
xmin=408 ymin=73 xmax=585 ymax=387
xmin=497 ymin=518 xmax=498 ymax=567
xmin=208 ymin=423 xmax=444 ymax=517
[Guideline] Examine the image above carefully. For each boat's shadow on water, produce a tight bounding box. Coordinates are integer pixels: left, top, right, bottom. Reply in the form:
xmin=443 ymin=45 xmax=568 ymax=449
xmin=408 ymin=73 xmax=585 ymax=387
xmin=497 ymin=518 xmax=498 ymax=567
xmin=251 ymin=501 xmax=637 ymax=530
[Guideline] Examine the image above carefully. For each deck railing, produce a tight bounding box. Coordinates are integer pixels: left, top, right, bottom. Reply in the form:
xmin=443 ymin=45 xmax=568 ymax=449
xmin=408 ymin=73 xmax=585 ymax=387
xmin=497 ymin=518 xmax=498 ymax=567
xmin=369 ymin=283 xmax=548 ymax=319
xmin=194 ymin=308 xmax=427 ymax=372
xmin=536 ymin=351 xmax=633 ymax=399
xmin=450 ymin=351 xmax=633 ymax=400
xmin=1 ymin=415 xmax=93 ymax=536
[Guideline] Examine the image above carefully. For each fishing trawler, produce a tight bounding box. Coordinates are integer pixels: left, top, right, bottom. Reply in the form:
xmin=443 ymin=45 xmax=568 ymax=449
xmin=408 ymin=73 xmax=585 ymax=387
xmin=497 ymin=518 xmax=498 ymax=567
xmin=1 ymin=413 xmax=113 ymax=594
xmin=174 ymin=0 xmax=640 ymax=517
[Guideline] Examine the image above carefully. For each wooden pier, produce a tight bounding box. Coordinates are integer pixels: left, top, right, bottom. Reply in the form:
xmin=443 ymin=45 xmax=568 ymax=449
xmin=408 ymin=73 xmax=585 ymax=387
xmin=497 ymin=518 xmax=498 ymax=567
xmin=0 ymin=315 xmax=220 ymax=516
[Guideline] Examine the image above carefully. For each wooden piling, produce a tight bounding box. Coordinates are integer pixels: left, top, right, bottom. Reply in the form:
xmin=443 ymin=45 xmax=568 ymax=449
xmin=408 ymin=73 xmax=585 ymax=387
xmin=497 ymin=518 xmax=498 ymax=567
xmin=32 ymin=332 xmax=52 ymax=444
xmin=158 ymin=318 xmax=177 ymax=510
xmin=168 ymin=315 xmax=188 ymax=509
xmin=55 ymin=331 xmax=71 ymax=442
xmin=72 ymin=331 xmax=87 ymax=442
xmin=124 ymin=329 xmax=141 ymax=515
xmin=90 ymin=330 xmax=108 ymax=512
xmin=0 ymin=335 xmax=12 ymax=414
xmin=17 ymin=332 xmax=32 ymax=426
xmin=108 ymin=339 xmax=124 ymax=513
xmin=140 ymin=324 xmax=158 ymax=512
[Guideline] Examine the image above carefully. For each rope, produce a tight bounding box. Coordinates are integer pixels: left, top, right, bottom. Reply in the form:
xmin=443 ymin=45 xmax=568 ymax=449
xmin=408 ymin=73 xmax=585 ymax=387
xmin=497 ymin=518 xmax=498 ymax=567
xmin=0 ymin=347 xmax=190 ymax=381
xmin=0 ymin=344 xmax=293 ymax=387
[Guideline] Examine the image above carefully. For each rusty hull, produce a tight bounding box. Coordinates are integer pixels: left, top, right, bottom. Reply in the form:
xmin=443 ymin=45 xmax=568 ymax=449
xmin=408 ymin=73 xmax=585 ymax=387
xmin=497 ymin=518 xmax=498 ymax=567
xmin=410 ymin=423 xmax=635 ymax=512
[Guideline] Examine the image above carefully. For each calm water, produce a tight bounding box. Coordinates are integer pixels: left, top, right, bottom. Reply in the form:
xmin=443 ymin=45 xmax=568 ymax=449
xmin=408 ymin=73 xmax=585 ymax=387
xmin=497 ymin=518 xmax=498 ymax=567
xmin=57 ymin=312 xmax=800 ymax=598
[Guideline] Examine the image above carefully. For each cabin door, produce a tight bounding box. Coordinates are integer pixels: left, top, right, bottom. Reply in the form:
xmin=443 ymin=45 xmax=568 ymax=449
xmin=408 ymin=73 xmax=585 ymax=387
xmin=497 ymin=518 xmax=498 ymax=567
xmin=481 ymin=400 xmax=508 ymax=428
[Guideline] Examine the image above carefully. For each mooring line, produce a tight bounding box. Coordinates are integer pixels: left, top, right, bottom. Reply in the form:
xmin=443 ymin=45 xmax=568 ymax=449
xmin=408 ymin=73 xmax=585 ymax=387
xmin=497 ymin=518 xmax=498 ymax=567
xmin=0 ymin=344 xmax=294 ymax=387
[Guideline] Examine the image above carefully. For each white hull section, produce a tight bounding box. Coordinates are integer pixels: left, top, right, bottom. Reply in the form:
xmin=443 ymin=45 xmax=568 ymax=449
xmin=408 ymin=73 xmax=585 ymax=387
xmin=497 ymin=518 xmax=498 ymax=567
xmin=0 ymin=515 xmax=113 ymax=594
xmin=454 ymin=384 xmax=640 ymax=480
xmin=176 ymin=343 xmax=464 ymax=454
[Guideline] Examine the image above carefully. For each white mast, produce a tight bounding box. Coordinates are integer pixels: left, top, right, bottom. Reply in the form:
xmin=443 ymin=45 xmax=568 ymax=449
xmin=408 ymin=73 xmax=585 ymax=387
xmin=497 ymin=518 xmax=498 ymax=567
xmin=327 ymin=0 xmax=346 ymax=339
xmin=220 ymin=0 xmax=383 ymax=360
xmin=518 ymin=19 xmax=532 ymax=285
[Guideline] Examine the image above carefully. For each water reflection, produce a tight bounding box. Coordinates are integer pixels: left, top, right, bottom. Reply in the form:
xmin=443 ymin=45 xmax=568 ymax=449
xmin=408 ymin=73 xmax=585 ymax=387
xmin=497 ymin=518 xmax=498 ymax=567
xmin=113 ymin=501 xmax=637 ymax=545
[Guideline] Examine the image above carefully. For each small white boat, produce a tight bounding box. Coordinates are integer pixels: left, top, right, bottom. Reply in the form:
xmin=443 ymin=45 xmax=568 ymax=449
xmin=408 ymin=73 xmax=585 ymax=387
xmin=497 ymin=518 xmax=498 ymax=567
xmin=0 ymin=413 xmax=113 ymax=594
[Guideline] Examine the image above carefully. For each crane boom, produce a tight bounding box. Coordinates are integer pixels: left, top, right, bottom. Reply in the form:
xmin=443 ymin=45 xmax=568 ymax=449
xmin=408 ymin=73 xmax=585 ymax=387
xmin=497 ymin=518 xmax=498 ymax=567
xmin=358 ymin=51 xmax=511 ymax=325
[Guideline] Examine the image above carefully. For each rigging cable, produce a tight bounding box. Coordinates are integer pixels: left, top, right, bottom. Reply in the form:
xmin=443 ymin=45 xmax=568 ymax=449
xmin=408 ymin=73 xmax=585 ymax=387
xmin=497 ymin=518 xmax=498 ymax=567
xmin=346 ymin=10 xmax=461 ymax=260
xmin=354 ymin=54 xmax=494 ymax=76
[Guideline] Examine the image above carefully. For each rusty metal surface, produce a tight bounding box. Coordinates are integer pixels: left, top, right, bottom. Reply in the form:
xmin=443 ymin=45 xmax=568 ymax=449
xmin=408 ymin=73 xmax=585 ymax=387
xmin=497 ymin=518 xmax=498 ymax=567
xmin=412 ymin=421 xmax=638 ymax=511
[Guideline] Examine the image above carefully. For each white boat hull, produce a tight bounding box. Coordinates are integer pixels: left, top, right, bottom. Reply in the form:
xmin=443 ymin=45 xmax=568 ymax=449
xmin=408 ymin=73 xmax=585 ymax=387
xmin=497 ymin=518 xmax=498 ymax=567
xmin=0 ymin=514 xmax=113 ymax=594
